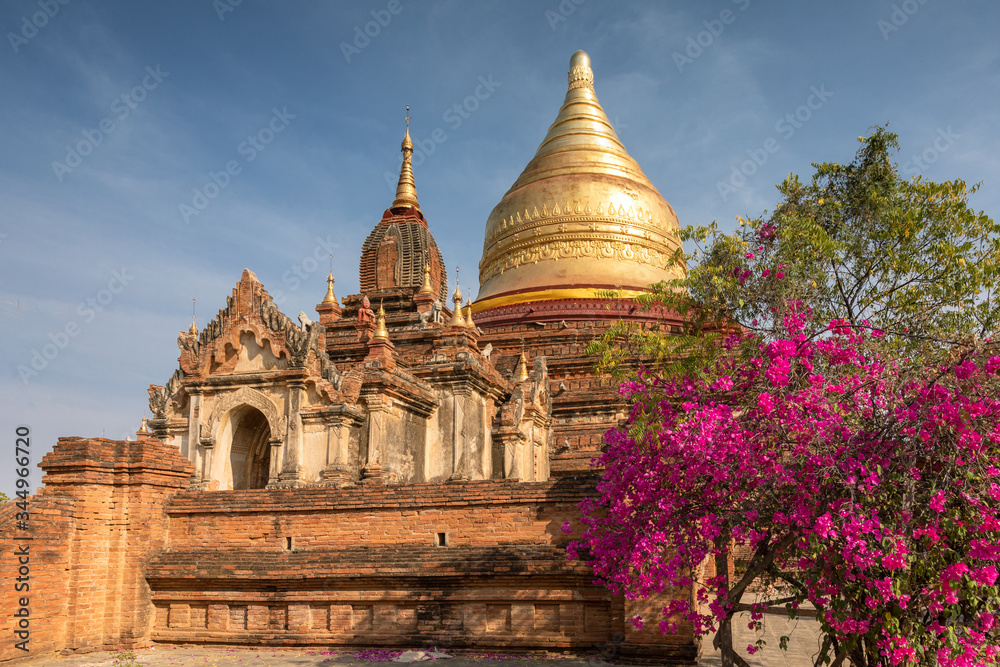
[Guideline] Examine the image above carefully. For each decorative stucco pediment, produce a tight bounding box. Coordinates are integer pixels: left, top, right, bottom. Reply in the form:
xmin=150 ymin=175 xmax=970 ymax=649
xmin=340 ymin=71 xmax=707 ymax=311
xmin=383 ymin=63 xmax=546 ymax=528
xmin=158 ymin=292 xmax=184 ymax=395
xmin=149 ymin=269 xmax=350 ymax=425
xmin=233 ymin=331 xmax=286 ymax=372
xmin=174 ymin=269 xmax=305 ymax=377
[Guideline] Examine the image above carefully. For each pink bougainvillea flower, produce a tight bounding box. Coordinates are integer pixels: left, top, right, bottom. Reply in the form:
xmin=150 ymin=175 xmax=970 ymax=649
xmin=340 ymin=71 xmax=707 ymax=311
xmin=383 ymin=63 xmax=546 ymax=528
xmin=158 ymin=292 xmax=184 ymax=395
xmin=711 ymin=376 xmax=734 ymax=391
xmin=930 ymin=490 xmax=946 ymax=513
xmin=971 ymin=566 xmax=998 ymax=587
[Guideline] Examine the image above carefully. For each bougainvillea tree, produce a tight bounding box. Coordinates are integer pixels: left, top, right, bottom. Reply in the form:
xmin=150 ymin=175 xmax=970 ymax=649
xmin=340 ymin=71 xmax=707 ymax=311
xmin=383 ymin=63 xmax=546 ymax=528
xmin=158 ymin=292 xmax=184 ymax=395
xmin=575 ymin=128 xmax=1000 ymax=666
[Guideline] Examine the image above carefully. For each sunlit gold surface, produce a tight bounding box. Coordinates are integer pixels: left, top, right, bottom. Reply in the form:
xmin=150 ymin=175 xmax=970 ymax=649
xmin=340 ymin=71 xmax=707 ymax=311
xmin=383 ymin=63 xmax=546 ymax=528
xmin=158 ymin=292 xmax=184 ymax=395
xmin=373 ymin=301 xmax=389 ymax=340
xmin=476 ymin=50 xmax=683 ymax=308
xmin=322 ymin=272 xmax=338 ymax=304
xmin=449 ymin=278 xmax=466 ymax=327
xmin=517 ymin=350 xmax=529 ymax=382
xmin=470 ymin=287 xmax=647 ymax=314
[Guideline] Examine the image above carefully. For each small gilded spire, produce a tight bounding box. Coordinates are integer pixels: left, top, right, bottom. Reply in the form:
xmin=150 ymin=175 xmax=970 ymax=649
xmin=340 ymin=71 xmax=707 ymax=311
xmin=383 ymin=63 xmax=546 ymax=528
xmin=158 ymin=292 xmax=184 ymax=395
xmin=463 ymin=300 xmax=475 ymax=329
xmin=418 ymin=261 xmax=434 ymax=295
xmin=188 ymin=298 xmax=198 ymax=334
xmin=517 ymin=346 xmax=530 ymax=382
xmin=323 ymin=271 xmax=338 ymax=305
xmin=373 ymin=300 xmax=389 ymax=340
xmin=139 ymin=416 xmax=149 ymax=433
xmin=391 ymin=105 xmax=420 ymax=210
xmin=449 ymin=269 xmax=466 ymax=327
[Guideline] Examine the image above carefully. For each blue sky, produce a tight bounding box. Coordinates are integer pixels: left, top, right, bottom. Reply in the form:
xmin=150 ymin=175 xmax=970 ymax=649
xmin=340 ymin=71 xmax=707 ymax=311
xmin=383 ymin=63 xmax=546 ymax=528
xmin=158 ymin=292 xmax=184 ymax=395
xmin=2 ymin=0 xmax=998 ymax=495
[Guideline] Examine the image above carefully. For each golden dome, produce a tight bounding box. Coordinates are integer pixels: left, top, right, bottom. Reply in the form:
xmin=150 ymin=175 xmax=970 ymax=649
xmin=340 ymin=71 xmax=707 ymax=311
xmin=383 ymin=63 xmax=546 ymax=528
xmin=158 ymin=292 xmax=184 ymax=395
xmin=475 ymin=50 xmax=683 ymax=311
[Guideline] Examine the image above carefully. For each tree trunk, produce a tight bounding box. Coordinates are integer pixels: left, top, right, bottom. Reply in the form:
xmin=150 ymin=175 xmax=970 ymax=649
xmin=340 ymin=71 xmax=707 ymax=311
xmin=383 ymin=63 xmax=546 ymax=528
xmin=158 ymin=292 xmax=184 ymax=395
xmin=715 ymin=542 xmax=735 ymax=667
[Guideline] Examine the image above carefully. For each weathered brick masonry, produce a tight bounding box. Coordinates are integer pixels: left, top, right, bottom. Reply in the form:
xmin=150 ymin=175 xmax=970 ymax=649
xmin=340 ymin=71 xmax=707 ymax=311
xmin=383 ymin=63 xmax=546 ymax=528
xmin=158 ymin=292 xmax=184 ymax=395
xmin=0 ymin=435 xmax=192 ymax=662
xmin=150 ymin=480 xmax=611 ymax=649
xmin=1 ymin=443 xmax=695 ymax=664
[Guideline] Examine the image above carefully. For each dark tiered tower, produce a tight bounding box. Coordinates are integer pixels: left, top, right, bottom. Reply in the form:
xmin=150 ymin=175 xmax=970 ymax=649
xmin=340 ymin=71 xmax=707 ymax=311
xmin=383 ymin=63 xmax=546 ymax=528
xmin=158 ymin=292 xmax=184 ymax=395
xmin=358 ymin=117 xmax=448 ymax=304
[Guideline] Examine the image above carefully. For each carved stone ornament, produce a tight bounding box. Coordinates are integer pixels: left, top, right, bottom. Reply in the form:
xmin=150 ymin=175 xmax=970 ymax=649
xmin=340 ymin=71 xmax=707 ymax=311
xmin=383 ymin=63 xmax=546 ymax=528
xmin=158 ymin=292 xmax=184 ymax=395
xmin=199 ymin=421 xmax=215 ymax=447
xmin=208 ymin=386 xmax=285 ymax=444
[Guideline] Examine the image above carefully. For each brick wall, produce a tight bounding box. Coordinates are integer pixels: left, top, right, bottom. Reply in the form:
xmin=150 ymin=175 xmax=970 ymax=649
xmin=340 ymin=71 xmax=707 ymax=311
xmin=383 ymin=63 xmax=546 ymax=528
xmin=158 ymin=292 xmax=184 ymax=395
xmin=164 ymin=479 xmax=590 ymax=551
xmin=1 ymin=440 xmax=698 ymax=665
xmin=0 ymin=494 xmax=73 ymax=660
xmin=146 ymin=479 xmax=696 ymax=662
xmin=0 ymin=436 xmax=193 ymax=664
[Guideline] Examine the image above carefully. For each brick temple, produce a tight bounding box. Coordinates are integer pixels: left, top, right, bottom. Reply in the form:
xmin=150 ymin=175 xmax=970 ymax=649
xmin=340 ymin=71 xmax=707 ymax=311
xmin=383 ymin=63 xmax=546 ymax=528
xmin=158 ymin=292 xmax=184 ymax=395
xmin=1 ymin=51 xmax=699 ymax=664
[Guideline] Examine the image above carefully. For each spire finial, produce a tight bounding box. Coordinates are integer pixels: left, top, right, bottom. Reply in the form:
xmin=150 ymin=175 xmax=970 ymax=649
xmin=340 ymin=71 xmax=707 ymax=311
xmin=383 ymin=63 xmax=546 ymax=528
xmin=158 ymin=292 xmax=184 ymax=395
xmin=463 ymin=299 xmax=476 ymax=329
xmin=323 ymin=255 xmax=338 ymax=304
xmin=568 ymin=49 xmax=594 ymax=90
xmin=373 ymin=300 xmax=389 ymax=340
xmin=189 ymin=298 xmax=198 ymax=334
xmin=453 ymin=267 xmax=464 ymax=304
xmin=391 ymin=105 xmax=420 ymax=210
xmin=449 ymin=268 xmax=466 ymax=327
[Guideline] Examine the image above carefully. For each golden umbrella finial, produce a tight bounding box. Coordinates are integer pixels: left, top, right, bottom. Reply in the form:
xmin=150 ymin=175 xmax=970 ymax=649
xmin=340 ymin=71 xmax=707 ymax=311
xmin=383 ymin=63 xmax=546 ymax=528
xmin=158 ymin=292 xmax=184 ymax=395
xmin=323 ymin=255 xmax=338 ymax=304
xmin=567 ymin=49 xmax=594 ymax=90
xmin=373 ymin=300 xmax=389 ymax=340
xmin=188 ymin=298 xmax=198 ymax=334
xmin=517 ymin=342 xmax=530 ymax=382
xmin=463 ymin=299 xmax=475 ymax=329
xmin=449 ymin=268 xmax=466 ymax=327
xmin=139 ymin=416 xmax=149 ymax=433
xmin=391 ymin=105 xmax=420 ymax=210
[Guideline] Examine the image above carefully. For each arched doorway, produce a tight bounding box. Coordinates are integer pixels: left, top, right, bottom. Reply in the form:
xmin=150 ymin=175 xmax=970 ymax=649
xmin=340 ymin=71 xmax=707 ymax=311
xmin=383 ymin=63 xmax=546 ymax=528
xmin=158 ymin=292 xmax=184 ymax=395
xmin=229 ymin=406 xmax=272 ymax=489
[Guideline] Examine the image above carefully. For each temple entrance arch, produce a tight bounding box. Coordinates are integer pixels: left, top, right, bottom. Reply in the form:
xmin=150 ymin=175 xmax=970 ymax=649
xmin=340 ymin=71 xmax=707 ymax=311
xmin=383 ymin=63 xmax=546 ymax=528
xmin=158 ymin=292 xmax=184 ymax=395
xmin=227 ymin=405 xmax=272 ymax=489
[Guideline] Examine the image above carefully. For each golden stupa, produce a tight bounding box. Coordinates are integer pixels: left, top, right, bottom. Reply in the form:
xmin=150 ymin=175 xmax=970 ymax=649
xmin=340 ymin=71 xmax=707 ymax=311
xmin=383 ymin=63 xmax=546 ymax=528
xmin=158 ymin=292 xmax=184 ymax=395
xmin=475 ymin=50 xmax=683 ymax=312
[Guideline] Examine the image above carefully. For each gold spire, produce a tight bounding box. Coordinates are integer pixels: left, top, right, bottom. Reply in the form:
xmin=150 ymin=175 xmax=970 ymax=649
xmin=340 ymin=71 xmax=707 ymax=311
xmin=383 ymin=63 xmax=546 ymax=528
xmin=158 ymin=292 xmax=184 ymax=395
xmin=418 ymin=262 xmax=434 ymax=295
xmin=476 ymin=50 xmax=683 ymax=310
xmin=449 ymin=270 xmax=466 ymax=327
xmin=373 ymin=300 xmax=389 ymax=340
xmin=139 ymin=417 xmax=148 ymax=433
xmin=391 ymin=105 xmax=420 ymax=210
xmin=188 ymin=298 xmax=198 ymax=334
xmin=463 ymin=300 xmax=475 ymax=329
xmin=322 ymin=271 xmax=338 ymax=305
xmin=517 ymin=347 xmax=530 ymax=382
